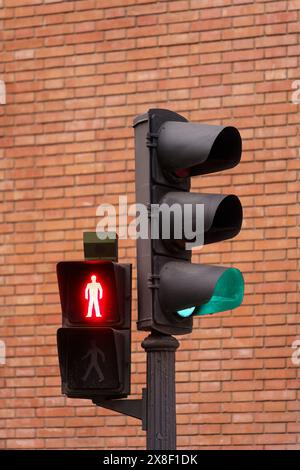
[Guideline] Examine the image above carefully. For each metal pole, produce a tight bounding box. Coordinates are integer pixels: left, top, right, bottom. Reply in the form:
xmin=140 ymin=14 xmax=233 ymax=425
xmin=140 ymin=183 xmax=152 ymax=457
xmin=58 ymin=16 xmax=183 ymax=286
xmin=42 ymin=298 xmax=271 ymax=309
xmin=142 ymin=332 xmax=179 ymax=450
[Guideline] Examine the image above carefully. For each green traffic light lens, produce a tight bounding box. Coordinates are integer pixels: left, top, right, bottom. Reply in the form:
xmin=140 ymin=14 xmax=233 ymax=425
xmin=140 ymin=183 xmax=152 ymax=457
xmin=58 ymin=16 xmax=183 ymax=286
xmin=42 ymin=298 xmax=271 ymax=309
xmin=177 ymin=268 xmax=244 ymax=318
xmin=176 ymin=306 xmax=196 ymax=317
xmin=195 ymin=268 xmax=244 ymax=315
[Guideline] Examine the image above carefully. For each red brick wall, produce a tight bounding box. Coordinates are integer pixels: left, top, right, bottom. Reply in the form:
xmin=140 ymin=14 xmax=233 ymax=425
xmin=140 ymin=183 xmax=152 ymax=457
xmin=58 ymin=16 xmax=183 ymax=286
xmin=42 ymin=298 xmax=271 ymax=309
xmin=1 ymin=0 xmax=299 ymax=450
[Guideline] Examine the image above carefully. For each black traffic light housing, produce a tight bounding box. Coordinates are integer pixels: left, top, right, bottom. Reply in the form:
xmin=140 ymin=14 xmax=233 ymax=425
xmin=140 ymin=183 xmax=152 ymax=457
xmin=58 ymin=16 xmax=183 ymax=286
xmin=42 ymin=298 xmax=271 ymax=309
xmin=134 ymin=108 xmax=243 ymax=335
xmin=57 ymin=261 xmax=131 ymax=399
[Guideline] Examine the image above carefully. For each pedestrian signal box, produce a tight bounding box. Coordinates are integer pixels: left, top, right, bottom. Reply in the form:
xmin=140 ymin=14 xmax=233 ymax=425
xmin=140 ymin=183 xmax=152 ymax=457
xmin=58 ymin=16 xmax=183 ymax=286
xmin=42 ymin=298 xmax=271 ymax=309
xmin=57 ymin=261 xmax=130 ymax=328
xmin=56 ymin=261 xmax=131 ymax=399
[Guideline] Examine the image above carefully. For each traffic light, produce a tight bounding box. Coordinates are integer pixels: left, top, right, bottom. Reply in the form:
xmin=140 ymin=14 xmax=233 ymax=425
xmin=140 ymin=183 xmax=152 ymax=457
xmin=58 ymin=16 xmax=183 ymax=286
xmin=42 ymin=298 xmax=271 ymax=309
xmin=134 ymin=108 xmax=244 ymax=335
xmin=56 ymin=261 xmax=131 ymax=399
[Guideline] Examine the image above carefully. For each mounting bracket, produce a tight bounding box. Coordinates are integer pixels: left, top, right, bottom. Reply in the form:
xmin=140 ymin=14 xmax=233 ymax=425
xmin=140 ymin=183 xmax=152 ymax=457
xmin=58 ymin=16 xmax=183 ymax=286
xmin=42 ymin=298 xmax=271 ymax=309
xmin=93 ymin=388 xmax=147 ymax=431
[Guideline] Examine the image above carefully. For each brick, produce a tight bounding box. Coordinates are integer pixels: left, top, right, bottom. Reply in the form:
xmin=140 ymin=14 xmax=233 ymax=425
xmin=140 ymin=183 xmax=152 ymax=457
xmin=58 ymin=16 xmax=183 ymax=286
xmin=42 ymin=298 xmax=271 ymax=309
xmin=1 ymin=0 xmax=299 ymax=451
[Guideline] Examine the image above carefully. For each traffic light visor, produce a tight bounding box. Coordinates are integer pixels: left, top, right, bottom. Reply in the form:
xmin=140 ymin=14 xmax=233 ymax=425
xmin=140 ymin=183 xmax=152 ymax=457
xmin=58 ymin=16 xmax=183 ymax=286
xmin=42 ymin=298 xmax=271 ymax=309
xmin=177 ymin=267 xmax=244 ymax=317
xmin=157 ymin=122 xmax=242 ymax=177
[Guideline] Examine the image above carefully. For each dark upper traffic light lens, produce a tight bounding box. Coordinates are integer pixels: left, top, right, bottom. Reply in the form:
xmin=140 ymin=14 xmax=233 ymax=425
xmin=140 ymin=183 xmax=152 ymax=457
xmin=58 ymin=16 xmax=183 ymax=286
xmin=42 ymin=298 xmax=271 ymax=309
xmin=190 ymin=126 xmax=242 ymax=176
xmin=157 ymin=122 xmax=242 ymax=178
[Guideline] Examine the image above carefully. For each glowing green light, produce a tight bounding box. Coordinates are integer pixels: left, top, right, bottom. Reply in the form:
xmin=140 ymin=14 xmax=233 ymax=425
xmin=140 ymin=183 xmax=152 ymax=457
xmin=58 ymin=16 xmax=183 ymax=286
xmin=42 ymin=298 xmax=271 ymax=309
xmin=177 ymin=268 xmax=244 ymax=318
xmin=177 ymin=306 xmax=195 ymax=317
xmin=195 ymin=268 xmax=244 ymax=315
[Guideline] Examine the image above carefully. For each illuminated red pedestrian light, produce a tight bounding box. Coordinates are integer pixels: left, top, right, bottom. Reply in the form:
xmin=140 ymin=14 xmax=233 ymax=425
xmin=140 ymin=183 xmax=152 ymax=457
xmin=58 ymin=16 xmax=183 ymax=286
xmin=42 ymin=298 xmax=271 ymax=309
xmin=85 ymin=274 xmax=103 ymax=319
xmin=57 ymin=261 xmax=130 ymax=328
xmin=56 ymin=260 xmax=132 ymax=399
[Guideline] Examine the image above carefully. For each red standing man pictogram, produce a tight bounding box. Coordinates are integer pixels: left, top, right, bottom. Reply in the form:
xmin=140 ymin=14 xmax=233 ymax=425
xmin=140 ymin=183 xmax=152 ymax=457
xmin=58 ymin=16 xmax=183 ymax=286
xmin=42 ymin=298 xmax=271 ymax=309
xmin=85 ymin=274 xmax=103 ymax=318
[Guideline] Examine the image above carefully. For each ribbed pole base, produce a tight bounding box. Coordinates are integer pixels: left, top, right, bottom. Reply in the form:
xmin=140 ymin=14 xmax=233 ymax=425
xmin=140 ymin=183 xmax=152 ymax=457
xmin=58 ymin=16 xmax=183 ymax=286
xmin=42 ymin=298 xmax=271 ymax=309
xmin=142 ymin=332 xmax=179 ymax=450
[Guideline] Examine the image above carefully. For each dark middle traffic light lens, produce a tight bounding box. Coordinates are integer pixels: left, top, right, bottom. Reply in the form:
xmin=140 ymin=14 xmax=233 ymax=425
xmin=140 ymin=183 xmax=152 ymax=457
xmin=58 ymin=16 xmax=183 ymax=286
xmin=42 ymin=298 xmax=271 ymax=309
xmin=159 ymin=192 xmax=243 ymax=251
